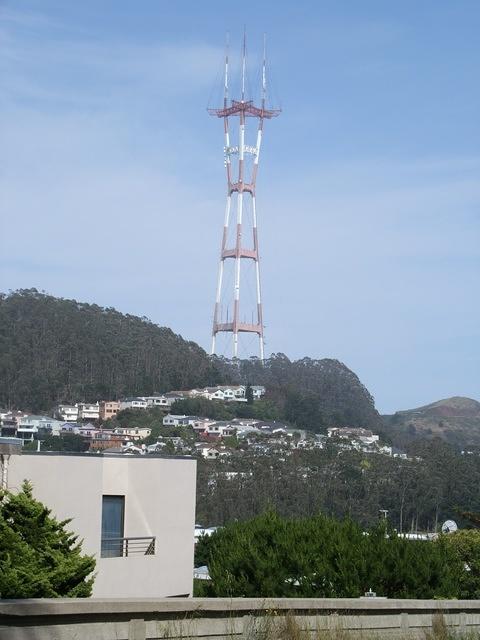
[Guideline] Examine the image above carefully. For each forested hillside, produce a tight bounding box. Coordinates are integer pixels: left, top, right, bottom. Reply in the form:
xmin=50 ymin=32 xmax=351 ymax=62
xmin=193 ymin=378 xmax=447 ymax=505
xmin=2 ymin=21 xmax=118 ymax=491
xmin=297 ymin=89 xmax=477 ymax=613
xmin=0 ymin=289 xmax=221 ymax=411
xmin=0 ymin=290 xmax=380 ymax=429
xmin=216 ymin=355 xmax=381 ymax=430
xmin=197 ymin=439 xmax=480 ymax=531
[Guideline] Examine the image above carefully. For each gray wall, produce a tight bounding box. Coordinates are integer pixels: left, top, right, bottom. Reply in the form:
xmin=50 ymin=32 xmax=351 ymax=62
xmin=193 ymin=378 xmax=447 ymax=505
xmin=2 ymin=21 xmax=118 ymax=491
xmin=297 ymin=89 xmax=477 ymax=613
xmin=6 ymin=452 xmax=196 ymax=598
xmin=1 ymin=598 xmax=480 ymax=640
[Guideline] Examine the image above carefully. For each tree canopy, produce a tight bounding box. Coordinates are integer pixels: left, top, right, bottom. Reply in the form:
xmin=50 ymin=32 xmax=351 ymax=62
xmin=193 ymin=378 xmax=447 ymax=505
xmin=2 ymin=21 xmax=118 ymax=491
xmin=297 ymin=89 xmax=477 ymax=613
xmin=0 ymin=289 xmax=380 ymax=431
xmin=0 ymin=289 xmax=221 ymax=412
xmin=196 ymin=439 xmax=480 ymax=533
xmin=199 ymin=511 xmax=462 ymax=599
xmin=0 ymin=481 xmax=95 ymax=598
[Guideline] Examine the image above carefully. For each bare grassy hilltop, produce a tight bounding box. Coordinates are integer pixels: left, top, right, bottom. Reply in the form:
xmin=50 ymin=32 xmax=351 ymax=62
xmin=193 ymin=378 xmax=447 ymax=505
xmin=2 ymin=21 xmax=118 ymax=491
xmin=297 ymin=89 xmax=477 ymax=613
xmin=383 ymin=396 xmax=480 ymax=449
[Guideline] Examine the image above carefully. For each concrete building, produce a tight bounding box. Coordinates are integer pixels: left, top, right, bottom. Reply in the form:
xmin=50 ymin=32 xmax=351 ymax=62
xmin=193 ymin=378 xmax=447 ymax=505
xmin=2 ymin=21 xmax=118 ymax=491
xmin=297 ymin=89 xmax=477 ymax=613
xmin=99 ymin=401 xmax=120 ymax=421
xmin=3 ymin=451 xmax=196 ymax=598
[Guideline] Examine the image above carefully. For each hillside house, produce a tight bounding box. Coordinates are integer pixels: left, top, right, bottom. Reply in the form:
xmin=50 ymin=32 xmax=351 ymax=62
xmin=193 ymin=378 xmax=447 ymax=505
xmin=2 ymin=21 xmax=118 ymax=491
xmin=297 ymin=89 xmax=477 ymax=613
xmin=90 ymin=434 xmax=124 ymax=451
xmin=99 ymin=401 xmax=120 ymax=421
xmin=3 ymin=414 xmax=65 ymax=442
xmin=77 ymin=402 xmax=100 ymax=421
xmin=188 ymin=385 xmax=265 ymax=402
xmin=163 ymin=414 xmax=199 ymax=427
xmin=165 ymin=391 xmax=191 ymax=401
xmin=204 ymin=422 xmax=236 ymax=438
xmin=199 ymin=446 xmax=221 ymax=460
xmin=77 ymin=423 xmax=99 ymax=438
xmin=327 ymin=427 xmax=379 ymax=446
xmin=192 ymin=418 xmax=217 ymax=434
xmin=112 ymin=426 xmax=152 ymax=441
xmin=143 ymin=395 xmax=173 ymax=409
xmin=61 ymin=423 xmax=81 ymax=434
xmin=119 ymin=397 xmax=148 ymax=411
xmin=55 ymin=404 xmax=79 ymax=422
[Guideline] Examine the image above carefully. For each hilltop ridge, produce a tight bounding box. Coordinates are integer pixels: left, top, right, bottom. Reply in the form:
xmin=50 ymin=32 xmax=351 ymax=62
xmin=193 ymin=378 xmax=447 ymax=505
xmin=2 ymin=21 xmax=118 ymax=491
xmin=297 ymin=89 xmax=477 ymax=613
xmin=0 ymin=289 xmax=380 ymax=430
xmin=383 ymin=396 xmax=480 ymax=449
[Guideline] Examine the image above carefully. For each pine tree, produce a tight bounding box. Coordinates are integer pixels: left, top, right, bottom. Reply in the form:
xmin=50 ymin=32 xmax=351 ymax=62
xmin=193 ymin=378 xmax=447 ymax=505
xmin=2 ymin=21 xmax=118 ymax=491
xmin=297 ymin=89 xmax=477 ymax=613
xmin=207 ymin=511 xmax=461 ymax=598
xmin=0 ymin=481 xmax=95 ymax=598
xmin=245 ymin=384 xmax=254 ymax=405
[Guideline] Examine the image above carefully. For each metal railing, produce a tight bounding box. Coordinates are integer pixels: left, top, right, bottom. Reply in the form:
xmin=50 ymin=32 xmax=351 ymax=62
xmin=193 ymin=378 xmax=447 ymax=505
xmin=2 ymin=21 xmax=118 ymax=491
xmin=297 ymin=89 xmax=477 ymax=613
xmin=100 ymin=536 xmax=155 ymax=558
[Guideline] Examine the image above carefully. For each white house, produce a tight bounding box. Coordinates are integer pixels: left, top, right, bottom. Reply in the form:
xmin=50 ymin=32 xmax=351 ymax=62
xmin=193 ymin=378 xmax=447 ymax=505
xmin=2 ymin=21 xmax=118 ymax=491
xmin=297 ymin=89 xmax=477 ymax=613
xmin=198 ymin=446 xmax=220 ymax=460
xmin=55 ymin=404 xmax=79 ymax=422
xmin=163 ymin=414 xmax=198 ymax=427
xmin=192 ymin=418 xmax=217 ymax=434
xmin=204 ymin=386 xmax=246 ymax=401
xmin=142 ymin=395 xmax=173 ymax=409
xmin=78 ymin=403 xmax=100 ymax=421
xmin=189 ymin=388 xmax=211 ymax=400
xmin=204 ymin=422 xmax=236 ymax=437
xmin=19 ymin=415 xmax=65 ymax=436
xmin=327 ymin=427 xmax=379 ymax=446
xmin=118 ymin=397 xmax=148 ymax=411
xmin=112 ymin=426 xmax=152 ymax=441
xmin=15 ymin=423 xmax=37 ymax=443
xmin=2 ymin=450 xmax=196 ymax=598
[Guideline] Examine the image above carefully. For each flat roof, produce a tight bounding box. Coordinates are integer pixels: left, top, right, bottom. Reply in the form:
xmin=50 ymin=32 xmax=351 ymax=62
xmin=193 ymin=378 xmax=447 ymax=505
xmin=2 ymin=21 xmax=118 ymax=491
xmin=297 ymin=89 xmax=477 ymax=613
xmin=21 ymin=451 xmax=194 ymax=461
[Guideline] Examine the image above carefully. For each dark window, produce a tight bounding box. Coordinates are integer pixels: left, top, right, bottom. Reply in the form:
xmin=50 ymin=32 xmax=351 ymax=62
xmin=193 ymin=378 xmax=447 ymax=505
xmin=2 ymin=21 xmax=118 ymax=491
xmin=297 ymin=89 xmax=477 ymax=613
xmin=101 ymin=495 xmax=125 ymax=557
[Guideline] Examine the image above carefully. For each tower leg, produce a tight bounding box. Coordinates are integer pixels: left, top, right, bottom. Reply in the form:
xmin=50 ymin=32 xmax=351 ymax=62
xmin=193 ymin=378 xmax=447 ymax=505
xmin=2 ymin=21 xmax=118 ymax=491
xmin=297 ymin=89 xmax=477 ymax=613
xmin=252 ymin=194 xmax=264 ymax=360
xmin=211 ymin=195 xmax=231 ymax=355
xmin=233 ymin=190 xmax=243 ymax=358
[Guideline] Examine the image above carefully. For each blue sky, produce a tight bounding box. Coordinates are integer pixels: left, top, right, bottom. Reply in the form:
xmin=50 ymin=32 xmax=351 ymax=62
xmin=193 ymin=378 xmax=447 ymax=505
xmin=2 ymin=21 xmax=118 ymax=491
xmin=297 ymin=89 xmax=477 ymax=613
xmin=1 ymin=1 xmax=479 ymax=413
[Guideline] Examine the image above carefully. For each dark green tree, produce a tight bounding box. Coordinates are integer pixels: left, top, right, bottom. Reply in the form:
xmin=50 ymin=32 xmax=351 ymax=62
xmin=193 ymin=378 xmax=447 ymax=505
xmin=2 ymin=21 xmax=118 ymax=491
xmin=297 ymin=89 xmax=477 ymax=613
xmin=245 ymin=384 xmax=254 ymax=405
xmin=206 ymin=511 xmax=460 ymax=598
xmin=40 ymin=433 xmax=89 ymax=452
xmin=0 ymin=481 xmax=95 ymax=598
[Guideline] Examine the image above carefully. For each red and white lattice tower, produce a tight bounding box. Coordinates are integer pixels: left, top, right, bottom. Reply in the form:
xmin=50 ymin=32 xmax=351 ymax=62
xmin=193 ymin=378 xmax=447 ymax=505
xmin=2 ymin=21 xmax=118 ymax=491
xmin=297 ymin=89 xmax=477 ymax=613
xmin=209 ymin=34 xmax=280 ymax=359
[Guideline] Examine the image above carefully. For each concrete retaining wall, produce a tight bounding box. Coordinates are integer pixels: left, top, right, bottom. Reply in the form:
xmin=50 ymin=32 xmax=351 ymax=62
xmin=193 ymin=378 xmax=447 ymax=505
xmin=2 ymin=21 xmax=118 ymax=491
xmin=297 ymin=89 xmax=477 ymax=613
xmin=1 ymin=597 xmax=480 ymax=639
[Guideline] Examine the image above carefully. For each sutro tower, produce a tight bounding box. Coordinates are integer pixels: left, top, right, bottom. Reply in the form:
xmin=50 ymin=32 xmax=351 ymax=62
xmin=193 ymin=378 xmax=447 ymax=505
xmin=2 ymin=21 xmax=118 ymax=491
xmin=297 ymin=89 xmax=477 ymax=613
xmin=209 ymin=34 xmax=280 ymax=360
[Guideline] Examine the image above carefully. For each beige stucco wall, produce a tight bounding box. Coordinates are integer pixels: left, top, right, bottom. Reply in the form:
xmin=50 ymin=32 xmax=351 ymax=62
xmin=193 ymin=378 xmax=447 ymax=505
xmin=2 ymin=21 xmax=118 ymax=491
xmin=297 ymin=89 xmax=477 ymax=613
xmin=6 ymin=452 xmax=196 ymax=598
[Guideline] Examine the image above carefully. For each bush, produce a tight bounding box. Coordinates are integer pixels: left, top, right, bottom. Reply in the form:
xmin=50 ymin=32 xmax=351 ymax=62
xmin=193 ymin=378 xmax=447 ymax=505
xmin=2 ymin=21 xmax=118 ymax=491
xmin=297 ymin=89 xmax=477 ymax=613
xmin=206 ymin=511 xmax=460 ymax=598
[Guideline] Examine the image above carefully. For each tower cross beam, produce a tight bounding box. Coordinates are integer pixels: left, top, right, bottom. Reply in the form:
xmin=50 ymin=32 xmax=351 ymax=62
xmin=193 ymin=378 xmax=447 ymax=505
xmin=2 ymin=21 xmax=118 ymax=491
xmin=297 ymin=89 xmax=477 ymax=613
xmin=208 ymin=100 xmax=280 ymax=119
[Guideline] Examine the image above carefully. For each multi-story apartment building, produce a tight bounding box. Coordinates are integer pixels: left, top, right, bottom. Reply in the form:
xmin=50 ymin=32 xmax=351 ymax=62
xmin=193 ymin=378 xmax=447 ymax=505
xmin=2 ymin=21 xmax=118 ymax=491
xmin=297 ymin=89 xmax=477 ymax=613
xmin=77 ymin=402 xmax=100 ymax=421
xmin=99 ymin=401 xmax=120 ymax=421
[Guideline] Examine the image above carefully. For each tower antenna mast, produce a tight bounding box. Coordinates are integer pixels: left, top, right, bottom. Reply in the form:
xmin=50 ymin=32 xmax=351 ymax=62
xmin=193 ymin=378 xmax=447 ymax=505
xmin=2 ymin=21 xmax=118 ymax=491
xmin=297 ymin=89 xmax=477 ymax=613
xmin=209 ymin=33 xmax=280 ymax=360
